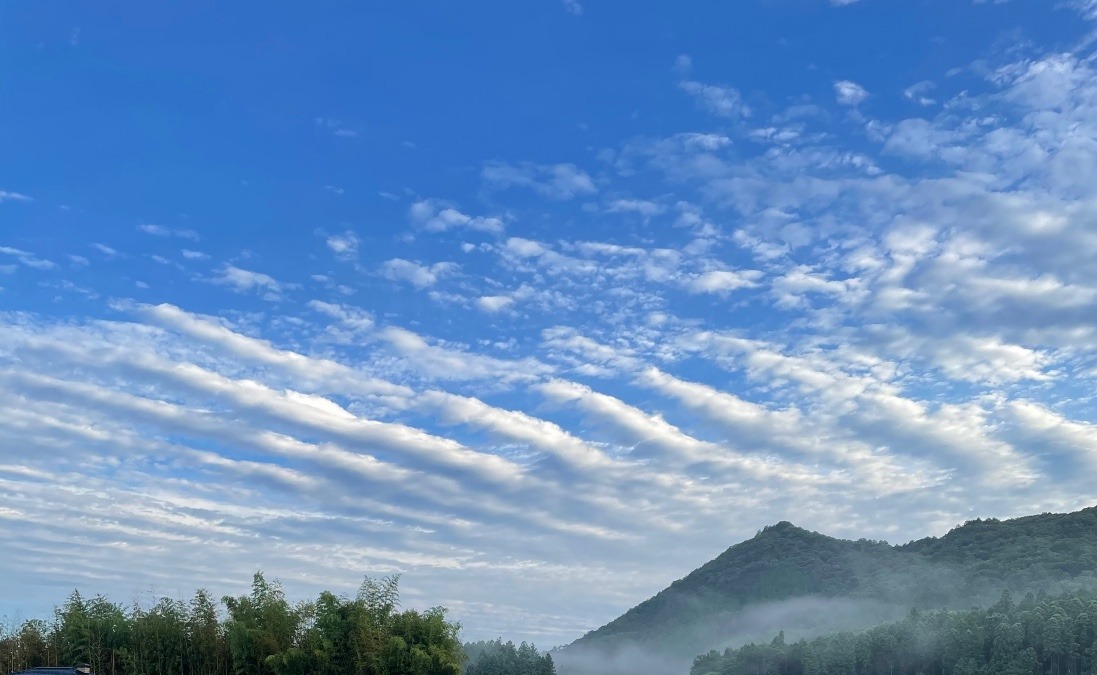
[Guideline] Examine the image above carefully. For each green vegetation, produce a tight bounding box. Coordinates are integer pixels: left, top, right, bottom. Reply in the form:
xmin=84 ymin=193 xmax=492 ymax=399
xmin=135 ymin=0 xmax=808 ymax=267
xmin=899 ymin=510 xmax=1097 ymax=588
xmin=563 ymin=506 xmax=1097 ymax=672
xmin=691 ymin=589 xmax=1097 ymax=675
xmin=462 ymin=639 xmax=555 ymax=675
xmin=0 ymin=573 xmax=463 ymax=675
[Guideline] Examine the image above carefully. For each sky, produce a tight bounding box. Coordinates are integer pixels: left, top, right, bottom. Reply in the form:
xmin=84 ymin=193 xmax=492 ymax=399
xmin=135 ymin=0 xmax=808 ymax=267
xmin=3 ymin=0 xmax=1097 ymax=647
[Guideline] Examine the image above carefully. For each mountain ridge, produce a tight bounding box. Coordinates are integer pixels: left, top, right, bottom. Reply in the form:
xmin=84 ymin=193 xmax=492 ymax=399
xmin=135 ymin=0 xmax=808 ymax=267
xmin=555 ymin=505 xmax=1097 ymax=675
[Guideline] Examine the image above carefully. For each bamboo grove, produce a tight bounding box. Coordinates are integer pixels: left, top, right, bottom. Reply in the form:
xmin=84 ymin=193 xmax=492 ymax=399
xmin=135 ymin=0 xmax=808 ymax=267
xmin=0 ymin=573 xmax=465 ymax=675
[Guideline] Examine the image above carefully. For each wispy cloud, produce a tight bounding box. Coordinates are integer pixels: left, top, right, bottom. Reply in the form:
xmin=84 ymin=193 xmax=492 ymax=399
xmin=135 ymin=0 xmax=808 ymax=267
xmin=687 ymin=269 xmax=763 ymax=294
xmin=0 ymin=246 xmax=57 ymax=270
xmin=605 ymin=198 xmax=665 ymax=219
xmin=834 ymin=79 xmax=869 ymax=105
xmin=381 ymin=258 xmax=458 ymax=288
xmin=315 ymin=117 xmax=359 ymax=138
xmin=409 ymin=199 xmax=506 ymax=233
xmin=138 ymin=223 xmax=200 ymax=239
xmin=903 ymin=80 xmax=937 ymax=106
xmin=679 ymin=79 xmax=750 ymax=118
xmin=210 ymin=264 xmax=291 ymax=300
xmin=482 ymin=161 xmax=597 ymax=200
xmin=326 ymin=230 xmax=361 ymax=260
xmin=91 ymin=243 xmax=121 ymax=258
xmin=0 ymin=189 xmax=32 ymax=202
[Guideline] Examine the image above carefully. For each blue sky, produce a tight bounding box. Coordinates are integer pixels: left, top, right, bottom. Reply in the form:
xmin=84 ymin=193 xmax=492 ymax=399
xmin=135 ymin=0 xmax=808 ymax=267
xmin=3 ymin=0 xmax=1097 ymax=645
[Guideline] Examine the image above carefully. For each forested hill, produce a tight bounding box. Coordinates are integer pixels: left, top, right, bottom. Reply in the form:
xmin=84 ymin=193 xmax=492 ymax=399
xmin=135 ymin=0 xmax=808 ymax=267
xmin=555 ymin=506 xmax=1097 ymax=675
xmin=899 ymin=507 xmax=1097 ymax=584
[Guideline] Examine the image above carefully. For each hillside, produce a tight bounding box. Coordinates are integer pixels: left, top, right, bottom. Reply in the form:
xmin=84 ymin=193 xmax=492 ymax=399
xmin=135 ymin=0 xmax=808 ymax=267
xmin=690 ymin=588 xmax=1097 ymax=675
xmin=555 ymin=506 xmax=1097 ymax=675
xmin=899 ymin=507 xmax=1097 ymax=586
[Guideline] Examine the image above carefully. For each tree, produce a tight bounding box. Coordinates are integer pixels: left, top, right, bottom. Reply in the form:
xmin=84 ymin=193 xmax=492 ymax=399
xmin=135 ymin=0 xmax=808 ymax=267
xmin=223 ymin=573 xmax=301 ymax=675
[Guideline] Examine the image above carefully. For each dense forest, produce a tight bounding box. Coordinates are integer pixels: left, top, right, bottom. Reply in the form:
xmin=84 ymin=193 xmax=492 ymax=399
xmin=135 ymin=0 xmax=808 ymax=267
xmin=691 ymin=589 xmax=1097 ymax=675
xmin=462 ymin=640 xmax=555 ymax=675
xmin=0 ymin=573 xmax=466 ymax=675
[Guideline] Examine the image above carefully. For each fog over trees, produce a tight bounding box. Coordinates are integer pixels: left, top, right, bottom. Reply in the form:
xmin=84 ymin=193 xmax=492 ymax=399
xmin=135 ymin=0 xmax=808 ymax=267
xmin=691 ymin=590 xmax=1097 ymax=675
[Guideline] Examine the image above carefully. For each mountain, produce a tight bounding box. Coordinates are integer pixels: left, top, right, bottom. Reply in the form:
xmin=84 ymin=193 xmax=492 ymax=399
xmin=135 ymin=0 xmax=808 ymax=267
xmin=554 ymin=506 xmax=1097 ymax=675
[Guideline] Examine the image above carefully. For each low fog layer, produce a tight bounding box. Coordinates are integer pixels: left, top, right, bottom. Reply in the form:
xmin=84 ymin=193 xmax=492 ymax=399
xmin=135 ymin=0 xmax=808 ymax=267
xmin=554 ymin=595 xmax=906 ymax=675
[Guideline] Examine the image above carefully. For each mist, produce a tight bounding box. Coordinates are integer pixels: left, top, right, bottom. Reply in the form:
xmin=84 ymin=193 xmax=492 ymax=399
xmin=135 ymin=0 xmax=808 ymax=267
xmin=552 ymin=595 xmax=908 ymax=675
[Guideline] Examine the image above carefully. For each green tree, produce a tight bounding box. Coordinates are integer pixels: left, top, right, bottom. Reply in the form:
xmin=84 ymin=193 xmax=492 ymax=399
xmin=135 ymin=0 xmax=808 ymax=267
xmin=223 ymin=573 xmax=301 ymax=675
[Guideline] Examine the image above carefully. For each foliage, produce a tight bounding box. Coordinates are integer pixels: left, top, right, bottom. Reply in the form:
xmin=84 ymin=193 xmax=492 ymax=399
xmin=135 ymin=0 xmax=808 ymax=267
xmin=690 ymin=589 xmax=1097 ymax=675
xmin=900 ymin=509 xmax=1097 ymax=590
xmin=462 ymin=639 xmax=555 ymax=675
xmin=0 ymin=572 xmax=463 ymax=675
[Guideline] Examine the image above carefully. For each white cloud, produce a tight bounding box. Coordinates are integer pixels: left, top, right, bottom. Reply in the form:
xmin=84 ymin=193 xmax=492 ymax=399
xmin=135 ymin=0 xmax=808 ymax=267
xmin=0 ymin=246 xmax=57 ymax=270
xmin=504 ymin=237 xmax=548 ymax=258
xmin=883 ymin=118 xmax=962 ymax=158
xmin=562 ymin=0 xmax=583 ymax=15
xmin=210 ymin=265 xmax=288 ymax=299
xmin=903 ymin=80 xmax=937 ymax=106
xmin=92 ymin=243 xmax=121 ymax=258
xmin=326 ymin=230 xmax=360 ymax=260
xmin=381 ymin=258 xmax=457 ymax=288
xmin=182 ymin=249 xmax=210 ymax=260
xmin=674 ymin=54 xmax=693 ymax=77
xmin=477 ymin=295 xmax=515 ymax=312
xmin=679 ymin=80 xmax=750 ymax=118
xmin=0 ymin=189 xmax=32 ymax=202
xmin=1074 ymin=0 xmax=1097 ymax=19
xmin=315 ymin=117 xmax=359 ymax=137
xmin=771 ymin=265 xmax=863 ymax=309
xmin=687 ymin=269 xmax=763 ymax=294
xmin=142 ymin=303 xmax=406 ymax=400
xmin=834 ymin=79 xmax=869 ymax=105
xmin=605 ymin=199 xmax=665 ymax=218
xmin=138 ymin=224 xmax=199 ymax=239
xmin=409 ymin=200 xmax=505 ymax=233
xmin=378 ymin=325 xmax=553 ymax=383
xmin=482 ymin=161 xmax=597 ymax=200
xmin=537 ymin=378 xmax=832 ymax=484
xmin=1006 ymin=401 xmax=1097 ymax=469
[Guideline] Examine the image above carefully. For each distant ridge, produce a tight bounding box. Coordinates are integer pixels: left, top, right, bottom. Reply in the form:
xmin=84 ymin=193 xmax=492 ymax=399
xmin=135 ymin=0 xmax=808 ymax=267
xmin=555 ymin=505 xmax=1097 ymax=675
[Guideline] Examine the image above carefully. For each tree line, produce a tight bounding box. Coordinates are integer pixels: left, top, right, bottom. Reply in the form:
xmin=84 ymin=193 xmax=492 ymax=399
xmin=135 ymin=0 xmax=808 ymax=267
xmin=691 ymin=589 xmax=1097 ymax=675
xmin=1 ymin=572 xmax=466 ymax=675
xmin=462 ymin=639 xmax=555 ymax=675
